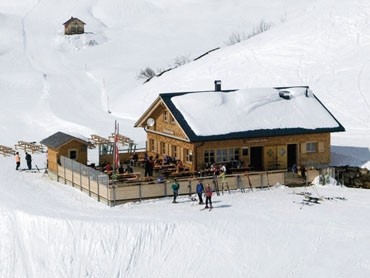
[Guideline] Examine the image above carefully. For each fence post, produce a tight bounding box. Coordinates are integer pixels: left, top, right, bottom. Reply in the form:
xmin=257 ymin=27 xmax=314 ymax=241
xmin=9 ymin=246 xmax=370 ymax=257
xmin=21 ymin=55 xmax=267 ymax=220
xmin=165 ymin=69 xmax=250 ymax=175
xmin=112 ymin=185 xmax=116 ymax=207
xmin=97 ymin=171 xmax=100 ymax=202
xmin=260 ymin=173 xmax=263 ymax=187
xmin=80 ymin=163 xmax=82 ymax=191
xmin=107 ymin=181 xmax=109 ymax=205
xmin=63 ymin=157 xmax=66 ymax=185
xmin=71 ymin=160 xmax=74 ymax=187
xmin=188 ymin=180 xmax=192 ymax=196
xmin=139 ymin=182 xmax=142 ymax=202
xmin=88 ymin=169 xmax=91 ymax=197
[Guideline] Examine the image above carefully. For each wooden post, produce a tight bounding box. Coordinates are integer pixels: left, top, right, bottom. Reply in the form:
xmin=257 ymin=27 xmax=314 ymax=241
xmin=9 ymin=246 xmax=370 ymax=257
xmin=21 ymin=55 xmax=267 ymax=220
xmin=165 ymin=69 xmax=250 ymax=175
xmin=88 ymin=169 xmax=91 ymax=197
xmin=80 ymin=163 xmax=82 ymax=191
xmin=188 ymin=180 xmax=192 ymax=196
xmin=63 ymin=157 xmax=66 ymax=185
xmin=71 ymin=160 xmax=74 ymax=187
xmin=112 ymin=185 xmax=116 ymax=207
xmin=97 ymin=172 xmax=100 ymax=202
xmin=107 ymin=181 xmax=109 ymax=204
xmin=164 ymin=180 xmax=167 ymax=196
xmin=139 ymin=182 xmax=142 ymax=202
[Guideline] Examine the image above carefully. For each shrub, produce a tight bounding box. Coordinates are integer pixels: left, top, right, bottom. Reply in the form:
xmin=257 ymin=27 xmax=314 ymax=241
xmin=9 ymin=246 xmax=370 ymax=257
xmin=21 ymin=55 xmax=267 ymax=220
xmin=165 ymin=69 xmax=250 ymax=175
xmin=136 ymin=67 xmax=156 ymax=80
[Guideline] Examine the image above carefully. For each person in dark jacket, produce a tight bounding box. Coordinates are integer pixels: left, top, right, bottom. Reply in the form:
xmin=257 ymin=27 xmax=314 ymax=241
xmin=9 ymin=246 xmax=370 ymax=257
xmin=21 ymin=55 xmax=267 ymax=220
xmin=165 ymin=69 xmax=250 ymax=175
xmin=25 ymin=152 xmax=32 ymax=170
xmin=172 ymin=179 xmax=180 ymax=203
xmin=196 ymin=180 xmax=204 ymax=204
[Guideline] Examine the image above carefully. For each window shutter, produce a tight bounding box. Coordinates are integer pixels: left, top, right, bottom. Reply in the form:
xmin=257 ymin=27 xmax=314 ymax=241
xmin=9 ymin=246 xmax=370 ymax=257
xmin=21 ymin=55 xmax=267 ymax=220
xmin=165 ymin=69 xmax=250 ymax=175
xmin=318 ymin=142 xmax=324 ymax=153
xmin=301 ymin=143 xmax=307 ymax=154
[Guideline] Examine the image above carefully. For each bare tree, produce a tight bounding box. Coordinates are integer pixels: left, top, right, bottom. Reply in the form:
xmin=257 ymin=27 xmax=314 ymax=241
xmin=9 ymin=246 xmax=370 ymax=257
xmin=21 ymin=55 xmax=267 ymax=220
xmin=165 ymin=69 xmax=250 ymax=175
xmin=173 ymin=55 xmax=191 ymax=67
xmin=225 ymin=20 xmax=273 ymax=46
xmin=136 ymin=67 xmax=156 ymax=80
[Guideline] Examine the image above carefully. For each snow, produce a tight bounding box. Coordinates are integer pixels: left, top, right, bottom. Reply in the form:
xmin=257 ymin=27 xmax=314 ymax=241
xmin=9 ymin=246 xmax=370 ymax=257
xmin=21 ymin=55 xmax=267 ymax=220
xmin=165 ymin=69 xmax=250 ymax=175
xmin=171 ymin=87 xmax=341 ymax=136
xmin=2 ymin=0 xmax=370 ymax=277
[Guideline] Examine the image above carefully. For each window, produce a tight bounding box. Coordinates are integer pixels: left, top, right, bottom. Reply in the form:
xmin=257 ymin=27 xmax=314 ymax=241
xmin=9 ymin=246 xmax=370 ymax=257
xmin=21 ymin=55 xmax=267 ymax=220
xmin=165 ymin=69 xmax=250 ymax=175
xmin=149 ymin=139 xmax=155 ymax=152
xmin=306 ymin=142 xmax=317 ymax=153
xmin=204 ymin=149 xmax=215 ymax=164
xmin=242 ymin=147 xmax=249 ymax=156
xmin=69 ymin=149 xmax=77 ymax=160
xmin=204 ymin=147 xmax=240 ymax=164
xmin=172 ymin=145 xmax=177 ymax=158
xmin=184 ymin=149 xmax=193 ymax=163
xmin=170 ymin=115 xmax=176 ymax=124
xmin=160 ymin=142 xmax=166 ymax=155
xmin=163 ymin=111 xmax=169 ymax=122
xmin=228 ymin=147 xmax=240 ymax=161
xmin=216 ymin=149 xmax=227 ymax=162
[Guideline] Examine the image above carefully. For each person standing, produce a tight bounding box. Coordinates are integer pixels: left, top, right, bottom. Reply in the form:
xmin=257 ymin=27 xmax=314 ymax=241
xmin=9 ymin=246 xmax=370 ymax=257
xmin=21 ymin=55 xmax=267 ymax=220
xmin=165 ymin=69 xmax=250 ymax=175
xmin=25 ymin=152 xmax=32 ymax=170
xmin=172 ymin=178 xmax=180 ymax=203
xmin=205 ymin=184 xmax=213 ymax=209
xmin=220 ymin=163 xmax=226 ymax=173
xmin=15 ymin=152 xmax=21 ymax=170
xmin=219 ymin=170 xmax=227 ymax=194
xmin=196 ymin=180 xmax=204 ymax=204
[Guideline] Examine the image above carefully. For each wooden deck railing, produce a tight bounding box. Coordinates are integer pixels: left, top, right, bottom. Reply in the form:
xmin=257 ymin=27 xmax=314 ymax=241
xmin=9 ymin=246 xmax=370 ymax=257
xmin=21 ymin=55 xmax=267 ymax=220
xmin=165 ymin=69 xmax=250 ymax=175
xmin=56 ymin=156 xmax=286 ymax=206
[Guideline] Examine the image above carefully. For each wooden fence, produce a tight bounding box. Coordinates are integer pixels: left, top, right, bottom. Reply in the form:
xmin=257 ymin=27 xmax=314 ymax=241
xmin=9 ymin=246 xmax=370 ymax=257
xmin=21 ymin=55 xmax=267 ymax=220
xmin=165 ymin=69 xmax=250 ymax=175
xmin=57 ymin=156 xmax=286 ymax=206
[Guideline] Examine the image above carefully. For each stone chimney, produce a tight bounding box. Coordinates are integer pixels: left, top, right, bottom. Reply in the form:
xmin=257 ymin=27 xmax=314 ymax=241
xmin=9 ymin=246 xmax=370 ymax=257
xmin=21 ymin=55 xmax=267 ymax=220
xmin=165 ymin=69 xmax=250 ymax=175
xmin=214 ymin=80 xmax=222 ymax=91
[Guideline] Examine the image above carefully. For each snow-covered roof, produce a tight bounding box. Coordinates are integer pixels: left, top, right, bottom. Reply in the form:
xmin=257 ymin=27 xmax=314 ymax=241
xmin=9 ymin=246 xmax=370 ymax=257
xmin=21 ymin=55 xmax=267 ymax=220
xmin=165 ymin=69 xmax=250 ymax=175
xmin=40 ymin=131 xmax=89 ymax=149
xmin=161 ymin=86 xmax=344 ymax=142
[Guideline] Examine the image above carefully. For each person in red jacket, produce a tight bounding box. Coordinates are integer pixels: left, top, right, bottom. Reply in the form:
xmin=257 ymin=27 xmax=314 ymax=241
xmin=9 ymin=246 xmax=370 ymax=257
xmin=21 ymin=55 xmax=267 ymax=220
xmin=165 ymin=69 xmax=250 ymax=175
xmin=205 ymin=184 xmax=213 ymax=209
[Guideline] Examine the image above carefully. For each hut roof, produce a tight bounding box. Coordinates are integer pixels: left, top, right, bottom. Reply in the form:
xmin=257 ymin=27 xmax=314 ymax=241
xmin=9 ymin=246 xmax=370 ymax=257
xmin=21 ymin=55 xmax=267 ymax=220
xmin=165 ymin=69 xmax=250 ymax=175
xmin=135 ymin=86 xmax=345 ymax=142
xmin=63 ymin=17 xmax=86 ymax=26
xmin=40 ymin=132 xmax=89 ymax=149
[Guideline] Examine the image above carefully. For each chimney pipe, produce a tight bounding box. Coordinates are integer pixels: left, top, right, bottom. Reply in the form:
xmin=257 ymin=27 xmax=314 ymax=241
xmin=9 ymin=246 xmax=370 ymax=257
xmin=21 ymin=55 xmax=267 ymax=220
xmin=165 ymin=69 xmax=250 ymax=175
xmin=214 ymin=80 xmax=222 ymax=91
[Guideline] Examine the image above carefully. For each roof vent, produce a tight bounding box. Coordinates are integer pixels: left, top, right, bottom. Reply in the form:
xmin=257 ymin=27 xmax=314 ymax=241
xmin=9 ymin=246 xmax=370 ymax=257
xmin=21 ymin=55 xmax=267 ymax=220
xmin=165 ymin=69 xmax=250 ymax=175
xmin=214 ymin=80 xmax=222 ymax=91
xmin=279 ymin=90 xmax=292 ymax=100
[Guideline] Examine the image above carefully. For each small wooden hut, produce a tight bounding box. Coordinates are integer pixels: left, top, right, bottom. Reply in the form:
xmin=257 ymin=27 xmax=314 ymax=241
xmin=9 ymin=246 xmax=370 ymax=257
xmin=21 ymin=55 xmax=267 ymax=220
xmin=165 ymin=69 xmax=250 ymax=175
xmin=40 ymin=132 xmax=89 ymax=177
xmin=63 ymin=17 xmax=86 ymax=35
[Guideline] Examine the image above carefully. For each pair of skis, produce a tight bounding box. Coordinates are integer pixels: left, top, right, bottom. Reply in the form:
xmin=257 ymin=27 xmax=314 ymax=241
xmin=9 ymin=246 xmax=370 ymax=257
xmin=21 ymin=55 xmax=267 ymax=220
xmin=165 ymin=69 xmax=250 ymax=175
xmin=200 ymin=206 xmax=212 ymax=211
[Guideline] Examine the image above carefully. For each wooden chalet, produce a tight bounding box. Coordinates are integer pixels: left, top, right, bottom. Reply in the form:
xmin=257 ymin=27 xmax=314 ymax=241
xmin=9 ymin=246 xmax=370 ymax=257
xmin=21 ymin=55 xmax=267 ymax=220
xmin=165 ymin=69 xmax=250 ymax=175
xmin=63 ymin=16 xmax=86 ymax=35
xmin=40 ymin=132 xmax=89 ymax=177
xmin=135 ymin=81 xmax=345 ymax=173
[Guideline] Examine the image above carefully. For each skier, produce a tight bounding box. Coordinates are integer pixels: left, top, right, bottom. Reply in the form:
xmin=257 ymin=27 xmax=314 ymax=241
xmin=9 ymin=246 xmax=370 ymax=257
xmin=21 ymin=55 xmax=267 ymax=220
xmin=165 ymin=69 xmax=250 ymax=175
xmin=15 ymin=152 xmax=20 ymax=170
xmin=172 ymin=178 xmax=180 ymax=203
xmin=205 ymin=184 xmax=213 ymax=209
xmin=25 ymin=152 xmax=32 ymax=170
xmin=196 ymin=180 xmax=204 ymax=204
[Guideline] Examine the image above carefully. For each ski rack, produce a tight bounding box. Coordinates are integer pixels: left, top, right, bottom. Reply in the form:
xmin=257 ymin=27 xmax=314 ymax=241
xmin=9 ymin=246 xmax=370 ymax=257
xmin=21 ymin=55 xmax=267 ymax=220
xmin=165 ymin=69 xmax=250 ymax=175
xmin=14 ymin=141 xmax=44 ymax=153
xmin=0 ymin=145 xmax=16 ymax=156
xmin=89 ymin=134 xmax=110 ymax=149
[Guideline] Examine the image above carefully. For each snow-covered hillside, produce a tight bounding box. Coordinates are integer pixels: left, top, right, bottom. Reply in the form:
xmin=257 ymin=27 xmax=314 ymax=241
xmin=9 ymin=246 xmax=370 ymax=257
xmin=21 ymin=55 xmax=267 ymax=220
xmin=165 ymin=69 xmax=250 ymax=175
xmin=1 ymin=0 xmax=313 ymax=145
xmin=2 ymin=1 xmax=370 ymax=277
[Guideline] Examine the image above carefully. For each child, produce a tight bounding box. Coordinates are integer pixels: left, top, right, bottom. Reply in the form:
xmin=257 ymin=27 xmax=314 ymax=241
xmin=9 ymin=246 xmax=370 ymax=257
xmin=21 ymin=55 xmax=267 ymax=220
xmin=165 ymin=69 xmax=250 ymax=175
xmin=205 ymin=184 xmax=213 ymax=209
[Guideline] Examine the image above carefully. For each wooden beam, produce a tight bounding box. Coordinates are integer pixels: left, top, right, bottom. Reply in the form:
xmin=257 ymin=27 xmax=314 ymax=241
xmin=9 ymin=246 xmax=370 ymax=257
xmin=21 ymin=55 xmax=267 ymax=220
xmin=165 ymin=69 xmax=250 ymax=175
xmin=14 ymin=141 xmax=44 ymax=153
xmin=90 ymin=134 xmax=110 ymax=145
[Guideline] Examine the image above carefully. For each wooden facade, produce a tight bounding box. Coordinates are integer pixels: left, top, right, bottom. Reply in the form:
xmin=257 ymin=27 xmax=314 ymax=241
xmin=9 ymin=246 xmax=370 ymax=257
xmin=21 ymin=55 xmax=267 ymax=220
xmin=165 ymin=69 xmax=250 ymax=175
xmin=63 ymin=17 xmax=86 ymax=35
xmin=135 ymin=86 xmax=345 ymax=172
xmin=41 ymin=132 xmax=89 ymax=174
